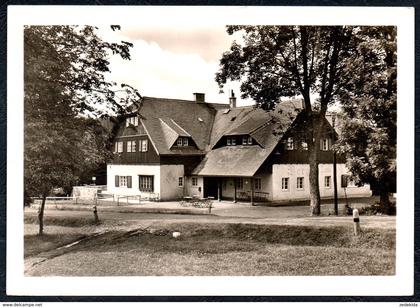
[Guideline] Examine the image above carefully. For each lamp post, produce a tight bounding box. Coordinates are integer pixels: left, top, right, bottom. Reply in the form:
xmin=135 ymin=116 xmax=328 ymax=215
xmin=332 ymin=114 xmax=338 ymax=216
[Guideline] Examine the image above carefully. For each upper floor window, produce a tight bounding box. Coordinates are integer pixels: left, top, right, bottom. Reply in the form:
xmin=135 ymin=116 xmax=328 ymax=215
xmin=115 ymin=141 xmax=123 ymax=153
xmin=140 ymin=139 xmax=148 ymax=152
xmin=320 ymin=138 xmax=331 ymax=151
xmin=227 ymin=136 xmax=236 ymax=146
xmin=126 ymin=116 xmax=138 ymax=127
xmin=127 ymin=140 xmax=137 ymax=152
xmin=177 ymin=137 xmax=189 ymax=147
xmin=286 ymin=137 xmax=294 ymax=150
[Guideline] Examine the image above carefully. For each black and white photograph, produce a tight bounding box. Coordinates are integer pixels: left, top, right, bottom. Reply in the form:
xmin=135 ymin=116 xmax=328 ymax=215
xmin=6 ymin=6 xmax=414 ymax=297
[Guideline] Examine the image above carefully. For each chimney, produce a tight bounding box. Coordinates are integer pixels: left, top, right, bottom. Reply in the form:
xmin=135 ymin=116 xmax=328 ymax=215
xmin=229 ymin=90 xmax=237 ymax=109
xmin=193 ymin=92 xmax=205 ymax=103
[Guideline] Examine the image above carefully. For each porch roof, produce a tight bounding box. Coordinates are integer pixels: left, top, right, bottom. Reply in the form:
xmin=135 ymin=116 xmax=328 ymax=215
xmin=191 ymin=144 xmax=275 ymax=177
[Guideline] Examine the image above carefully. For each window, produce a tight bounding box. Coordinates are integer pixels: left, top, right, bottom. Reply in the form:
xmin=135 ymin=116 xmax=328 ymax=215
xmin=255 ymin=178 xmax=262 ymax=190
xmin=301 ymin=142 xmax=308 ymax=150
xmin=320 ymin=138 xmax=330 ymax=151
xmin=115 ymin=175 xmax=132 ymax=188
xmin=127 ymin=140 xmax=136 ymax=152
xmin=139 ymin=175 xmax=154 ymax=192
xmin=115 ymin=141 xmax=123 ymax=153
xmin=324 ymin=176 xmax=331 ymax=188
xmin=141 ymin=139 xmax=148 ymax=152
xmin=296 ymin=177 xmax=304 ymax=190
xmin=242 ymin=136 xmax=253 ymax=145
xmin=286 ymin=137 xmax=294 ymax=150
xmin=227 ymin=136 xmax=236 ymax=146
xmin=126 ymin=116 xmax=139 ymax=127
xmin=178 ymin=177 xmax=183 ymax=187
xmin=177 ymin=137 xmax=189 ymax=147
xmin=281 ymin=177 xmax=289 ymax=191
xmin=236 ymin=178 xmax=243 ymax=190
xmin=192 ymin=177 xmax=198 ymax=186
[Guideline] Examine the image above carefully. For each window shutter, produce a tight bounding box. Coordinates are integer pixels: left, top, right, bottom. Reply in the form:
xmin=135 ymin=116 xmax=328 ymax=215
xmin=115 ymin=175 xmax=119 ymax=187
xmin=341 ymin=175 xmax=348 ymax=188
xmin=151 ymin=176 xmax=154 ymax=192
xmin=127 ymin=176 xmax=132 ymax=188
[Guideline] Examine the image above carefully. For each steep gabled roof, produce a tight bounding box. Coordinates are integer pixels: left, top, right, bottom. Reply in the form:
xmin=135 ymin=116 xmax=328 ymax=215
xmin=192 ymin=101 xmax=300 ymax=177
xmin=138 ymin=96 xmax=228 ymax=155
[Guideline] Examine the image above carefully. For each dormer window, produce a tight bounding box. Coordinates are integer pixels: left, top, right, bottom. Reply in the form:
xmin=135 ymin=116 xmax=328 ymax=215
xmin=286 ymin=137 xmax=294 ymax=150
xmin=242 ymin=136 xmax=253 ymax=145
xmin=126 ymin=116 xmax=138 ymax=127
xmin=177 ymin=137 xmax=189 ymax=147
xmin=226 ymin=136 xmax=236 ymax=146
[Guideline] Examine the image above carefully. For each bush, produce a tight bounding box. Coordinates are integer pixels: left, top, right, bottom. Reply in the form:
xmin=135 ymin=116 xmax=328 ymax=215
xmin=358 ymin=201 xmax=396 ymax=216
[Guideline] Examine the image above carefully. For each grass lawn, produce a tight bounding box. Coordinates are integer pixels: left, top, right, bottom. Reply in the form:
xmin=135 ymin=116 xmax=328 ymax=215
xmin=25 ymin=222 xmax=395 ymax=276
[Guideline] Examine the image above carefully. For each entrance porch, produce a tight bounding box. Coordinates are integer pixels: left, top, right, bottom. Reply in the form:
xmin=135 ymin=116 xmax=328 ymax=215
xmin=203 ymin=176 xmax=270 ymax=205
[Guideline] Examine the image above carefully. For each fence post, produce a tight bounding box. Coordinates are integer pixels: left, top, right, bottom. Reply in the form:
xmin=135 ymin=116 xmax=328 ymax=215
xmin=93 ymin=205 xmax=99 ymax=224
xmin=353 ymin=209 xmax=361 ymax=236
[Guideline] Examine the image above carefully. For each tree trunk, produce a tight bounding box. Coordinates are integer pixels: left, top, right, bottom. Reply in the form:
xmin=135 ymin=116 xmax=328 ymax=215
xmin=379 ymin=188 xmax=390 ymax=215
xmin=38 ymin=193 xmax=47 ymax=236
xmin=309 ymin=146 xmax=321 ymax=216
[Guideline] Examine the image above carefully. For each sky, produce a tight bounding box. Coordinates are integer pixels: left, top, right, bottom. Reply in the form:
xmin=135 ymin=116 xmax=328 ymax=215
xmin=98 ymin=25 xmax=254 ymax=106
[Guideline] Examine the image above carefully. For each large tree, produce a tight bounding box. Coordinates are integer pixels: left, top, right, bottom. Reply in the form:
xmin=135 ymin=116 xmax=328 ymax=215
xmin=24 ymin=25 xmax=140 ymax=235
xmin=216 ymin=26 xmax=355 ymax=215
xmin=337 ymin=27 xmax=396 ymax=213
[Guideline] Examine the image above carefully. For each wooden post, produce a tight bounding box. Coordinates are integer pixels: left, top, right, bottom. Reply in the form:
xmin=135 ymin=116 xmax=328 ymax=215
xmin=250 ymin=177 xmax=255 ymax=206
xmin=217 ymin=179 xmax=221 ymax=202
xmin=233 ymin=178 xmax=237 ymax=203
xmin=353 ymin=209 xmax=361 ymax=236
xmin=93 ymin=205 xmax=99 ymax=224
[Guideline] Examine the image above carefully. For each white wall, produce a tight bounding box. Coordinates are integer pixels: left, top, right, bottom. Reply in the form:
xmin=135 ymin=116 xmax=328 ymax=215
xmin=107 ymin=164 xmax=161 ymax=197
xmin=185 ymin=176 xmax=204 ymax=198
xmin=272 ymin=163 xmax=371 ymax=202
xmin=159 ymin=165 xmax=185 ymax=200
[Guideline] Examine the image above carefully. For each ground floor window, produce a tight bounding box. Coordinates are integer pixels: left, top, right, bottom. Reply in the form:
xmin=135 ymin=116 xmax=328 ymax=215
xmin=115 ymin=175 xmax=132 ymax=188
xmin=178 ymin=177 xmax=183 ymax=187
xmin=192 ymin=177 xmax=198 ymax=186
xmin=281 ymin=177 xmax=289 ymax=191
xmin=236 ymin=178 xmax=243 ymax=190
xmin=324 ymin=176 xmax=331 ymax=188
xmin=254 ymin=178 xmax=262 ymax=190
xmin=139 ymin=175 xmax=154 ymax=192
xmin=296 ymin=177 xmax=304 ymax=190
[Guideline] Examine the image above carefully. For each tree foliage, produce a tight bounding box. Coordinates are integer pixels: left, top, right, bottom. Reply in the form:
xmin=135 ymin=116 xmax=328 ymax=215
xmin=337 ymin=27 xmax=396 ymax=211
xmin=216 ymin=26 xmax=355 ymax=215
xmin=24 ymin=25 xmax=139 ymax=234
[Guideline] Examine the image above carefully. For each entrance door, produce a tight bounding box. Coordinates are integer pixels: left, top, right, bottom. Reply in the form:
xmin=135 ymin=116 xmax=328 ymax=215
xmin=203 ymin=177 xmax=219 ymax=199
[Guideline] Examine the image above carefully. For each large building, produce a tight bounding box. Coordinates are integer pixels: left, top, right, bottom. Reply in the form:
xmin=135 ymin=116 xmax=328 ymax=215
xmin=107 ymin=92 xmax=370 ymax=203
